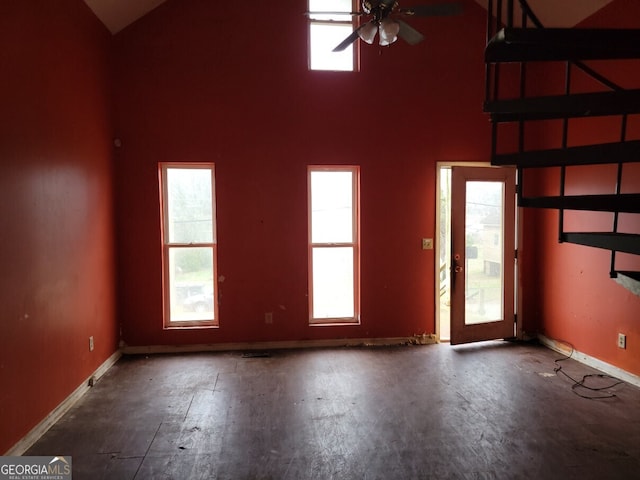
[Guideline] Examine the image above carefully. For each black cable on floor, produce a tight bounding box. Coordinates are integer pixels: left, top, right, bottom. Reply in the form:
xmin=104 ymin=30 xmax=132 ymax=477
xmin=553 ymin=340 xmax=625 ymax=400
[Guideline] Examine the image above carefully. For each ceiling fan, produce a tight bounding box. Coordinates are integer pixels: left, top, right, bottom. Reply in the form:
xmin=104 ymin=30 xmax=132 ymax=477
xmin=314 ymin=1 xmax=463 ymax=52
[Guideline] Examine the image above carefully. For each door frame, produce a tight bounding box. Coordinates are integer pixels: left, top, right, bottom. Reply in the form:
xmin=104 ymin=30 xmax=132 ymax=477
xmin=435 ymin=161 xmax=524 ymax=343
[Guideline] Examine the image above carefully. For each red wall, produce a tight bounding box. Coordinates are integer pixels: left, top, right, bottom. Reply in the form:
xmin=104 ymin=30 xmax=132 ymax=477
xmin=112 ymin=0 xmax=492 ymax=346
xmin=524 ymin=0 xmax=640 ymax=376
xmin=3 ymin=0 xmax=637 ymax=455
xmin=0 ymin=1 xmax=118 ymax=453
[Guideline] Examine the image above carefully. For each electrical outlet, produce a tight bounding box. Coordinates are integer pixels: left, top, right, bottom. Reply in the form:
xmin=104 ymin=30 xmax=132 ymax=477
xmin=89 ymin=336 xmax=94 ymax=352
xmin=265 ymin=312 xmax=273 ymax=324
xmin=617 ymin=333 xmax=626 ymax=349
xmin=422 ymin=238 xmax=433 ymax=250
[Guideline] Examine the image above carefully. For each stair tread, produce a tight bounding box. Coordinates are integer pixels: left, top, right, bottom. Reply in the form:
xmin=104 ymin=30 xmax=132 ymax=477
xmin=485 ymin=90 xmax=640 ymax=122
xmin=492 ymin=140 xmax=640 ymax=168
xmin=562 ymin=232 xmax=640 ymax=255
xmin=486 ymin=28 xmax=640 ymax=62
xmin=616 ymin=271 xmax=640 ymax=282
xmin=521 ymin=194 xmax=640 ymax=213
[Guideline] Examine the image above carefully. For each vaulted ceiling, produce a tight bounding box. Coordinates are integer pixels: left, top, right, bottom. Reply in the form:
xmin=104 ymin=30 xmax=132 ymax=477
xmin=82 ymin=0 xmax=167 ymax=34
xmin=83 ymin=0 xmax=615 ymax=34
xmin=472 ymin=0 xmax=614 ymax=27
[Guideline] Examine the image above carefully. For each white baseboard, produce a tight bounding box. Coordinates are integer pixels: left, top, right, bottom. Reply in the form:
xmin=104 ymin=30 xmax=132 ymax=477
xmin=5 ymin=350 xmax=122 ymax=456
xmin=121 ymin=334 xmax=437 ymax=355
xmin=538 ymin=334 xmax=640 ymax=389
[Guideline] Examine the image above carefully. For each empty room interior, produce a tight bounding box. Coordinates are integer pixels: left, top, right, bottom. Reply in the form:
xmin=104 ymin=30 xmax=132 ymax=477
xmin=2 ymin=0 xmax=640 ymax=478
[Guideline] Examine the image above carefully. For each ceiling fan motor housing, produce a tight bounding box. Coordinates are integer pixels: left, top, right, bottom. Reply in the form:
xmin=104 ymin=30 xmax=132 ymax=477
xmin=362 ymin=0 xmax=399 ymax=19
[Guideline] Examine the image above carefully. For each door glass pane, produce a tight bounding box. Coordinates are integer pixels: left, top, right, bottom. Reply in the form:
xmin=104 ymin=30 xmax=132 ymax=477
xmin=465 ymin=181 xmax=503 ymax=325
xmin=168 ymin=247 xmax=214 ymax=322
xmin=312 ymin=247 xmax=354 ymax=318
xmin=310 ymin=171 xmax=353 ymax=243
xmin=166 ymin=168 xmax=213 ymax=243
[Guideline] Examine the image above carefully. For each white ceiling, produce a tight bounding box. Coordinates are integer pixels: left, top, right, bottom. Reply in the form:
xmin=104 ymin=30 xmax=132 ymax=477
xmin=83 ymin=0 xmax=615 ymax=35
xmin=83 ymin=0 xmax=168 ymax=34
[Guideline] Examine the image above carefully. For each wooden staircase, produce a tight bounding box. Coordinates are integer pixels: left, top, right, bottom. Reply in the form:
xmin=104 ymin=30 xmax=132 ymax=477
xmin=483 ymin=0 xmax=640 ymax=288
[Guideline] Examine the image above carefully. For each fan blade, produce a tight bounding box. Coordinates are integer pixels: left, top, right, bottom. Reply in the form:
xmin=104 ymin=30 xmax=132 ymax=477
xmin=397 ymin=19 xmax=425 ymax=45
xmin=333 ymin=26 xmax=365 ymax=52
xmin=399 ymin=3 xmax=463 ymax=17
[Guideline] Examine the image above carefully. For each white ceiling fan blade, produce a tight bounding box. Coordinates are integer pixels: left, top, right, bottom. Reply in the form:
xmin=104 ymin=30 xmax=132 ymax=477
xmin=396 ymin=19 xmax=425 ymax=45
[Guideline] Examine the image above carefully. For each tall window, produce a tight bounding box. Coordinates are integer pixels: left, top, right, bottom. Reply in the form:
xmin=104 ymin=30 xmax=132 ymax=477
xmin=308 ymin=0 xmax=357 ymax=71
xmin=308 ymin=166 xmax=360 ymax=324
xmin=160 ymin=164 xmax=218 ymax=328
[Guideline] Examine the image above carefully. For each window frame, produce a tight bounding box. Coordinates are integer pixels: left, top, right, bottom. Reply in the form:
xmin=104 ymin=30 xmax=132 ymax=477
xmin=308 ymin=165 xmax=361 ymax=325
xmin=159 ymin=162 xmax=219 ymax=329
xmin=308 ymin=0 xmax=359 ymax=72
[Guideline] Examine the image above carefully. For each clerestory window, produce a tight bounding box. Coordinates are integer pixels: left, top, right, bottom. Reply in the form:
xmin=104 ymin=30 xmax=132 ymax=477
xmin=308 ymin=0 xmax=357 ymax=71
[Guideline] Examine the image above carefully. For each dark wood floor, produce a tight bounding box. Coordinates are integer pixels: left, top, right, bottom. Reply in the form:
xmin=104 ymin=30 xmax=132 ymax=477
xmin=27 ymin=341 xmax=640 ymax=479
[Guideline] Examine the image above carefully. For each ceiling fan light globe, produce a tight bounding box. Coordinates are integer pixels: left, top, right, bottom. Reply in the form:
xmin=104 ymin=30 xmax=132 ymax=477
xmin=358 ymin=22 xmax=378 ymax=44
xmin=379 ymin=18 xmax=399 ymax=46
xmin=379 ymin=36 xmax=397 ymax=46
